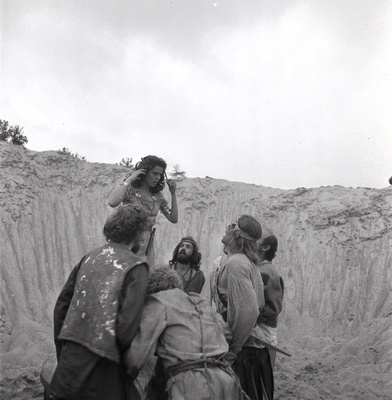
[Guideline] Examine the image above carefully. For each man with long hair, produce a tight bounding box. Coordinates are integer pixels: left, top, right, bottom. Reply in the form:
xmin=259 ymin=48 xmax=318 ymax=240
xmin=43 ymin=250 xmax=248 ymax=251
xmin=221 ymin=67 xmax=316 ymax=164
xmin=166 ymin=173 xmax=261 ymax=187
xmin=49 ymin=205 xmax=150 ymax=400
xmin=169 ymin=236 xmax=205 ymax=294
xmin=216 ymin=215 xmax=274 ymax=400
xmin=145 ymin=236 xmax=206 ymax=398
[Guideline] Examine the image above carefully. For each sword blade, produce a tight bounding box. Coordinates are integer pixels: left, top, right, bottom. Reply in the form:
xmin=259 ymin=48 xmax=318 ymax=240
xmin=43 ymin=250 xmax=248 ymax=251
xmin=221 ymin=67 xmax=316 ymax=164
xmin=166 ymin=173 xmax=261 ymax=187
xmin=255 ymin=339 xmax=291 ymax=357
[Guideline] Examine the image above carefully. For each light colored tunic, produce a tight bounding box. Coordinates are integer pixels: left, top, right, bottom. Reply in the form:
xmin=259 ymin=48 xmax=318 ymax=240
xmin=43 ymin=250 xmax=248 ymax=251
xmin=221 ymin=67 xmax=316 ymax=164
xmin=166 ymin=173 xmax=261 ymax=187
xmin=216 ymin=253 xmax=266 ymax=354
xmin=210 ymin=255 xmax=227 ymax=312
xmin=126 ymin=289 xmax=246 ymax=400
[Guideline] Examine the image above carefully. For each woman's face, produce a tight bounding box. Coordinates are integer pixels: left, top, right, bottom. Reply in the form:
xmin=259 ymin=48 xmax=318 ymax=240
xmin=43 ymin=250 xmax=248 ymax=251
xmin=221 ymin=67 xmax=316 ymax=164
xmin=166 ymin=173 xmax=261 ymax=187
xmin=145 ymin=166 xmax=164 ymax=188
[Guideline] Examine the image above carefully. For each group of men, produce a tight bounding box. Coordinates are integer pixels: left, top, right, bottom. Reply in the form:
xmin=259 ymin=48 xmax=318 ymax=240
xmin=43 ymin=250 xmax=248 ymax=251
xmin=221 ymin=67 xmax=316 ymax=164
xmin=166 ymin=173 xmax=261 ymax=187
xmin=45 ymin=205 xmax=284 ymax=400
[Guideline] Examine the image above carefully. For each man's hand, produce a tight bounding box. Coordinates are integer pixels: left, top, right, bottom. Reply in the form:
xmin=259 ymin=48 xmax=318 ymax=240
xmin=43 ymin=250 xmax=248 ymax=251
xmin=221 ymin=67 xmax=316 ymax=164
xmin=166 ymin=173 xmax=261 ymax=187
xmin=221 ymin=351 xmax=237 ymax=367
xmin=127 ymin=367 xmax=139 ymax=381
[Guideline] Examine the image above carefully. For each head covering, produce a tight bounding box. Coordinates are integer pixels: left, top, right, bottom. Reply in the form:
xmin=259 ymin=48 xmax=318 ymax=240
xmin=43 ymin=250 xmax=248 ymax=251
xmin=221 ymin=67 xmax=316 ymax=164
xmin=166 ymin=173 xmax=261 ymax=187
xmin=227 ymin=217 xmax=261 ymax=242
xmin=179 ymin=236 xmax=198 ymax=250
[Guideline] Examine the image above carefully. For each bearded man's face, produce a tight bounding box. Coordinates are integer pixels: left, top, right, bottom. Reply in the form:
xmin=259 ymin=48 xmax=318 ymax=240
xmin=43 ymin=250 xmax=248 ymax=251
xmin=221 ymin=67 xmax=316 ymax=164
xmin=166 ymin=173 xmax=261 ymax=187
xmin=177 ymin=241 xmax=194 ymax=263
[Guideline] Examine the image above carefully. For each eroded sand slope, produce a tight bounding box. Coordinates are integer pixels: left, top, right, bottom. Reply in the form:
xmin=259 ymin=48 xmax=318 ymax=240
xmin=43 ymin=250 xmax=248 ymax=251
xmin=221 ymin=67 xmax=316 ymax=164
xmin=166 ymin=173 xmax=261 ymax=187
xmin=1 ymin=142 xmax=391 ymax=399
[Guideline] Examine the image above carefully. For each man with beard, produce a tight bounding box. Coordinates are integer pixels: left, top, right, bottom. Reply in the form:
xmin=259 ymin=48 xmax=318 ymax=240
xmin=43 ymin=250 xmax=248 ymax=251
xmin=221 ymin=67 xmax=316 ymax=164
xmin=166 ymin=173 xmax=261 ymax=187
xmin=216 ymin=215 xmax=274 ymax=400
xmin=48 ymin=205 xmax=150 ymax=400
xmin=169 ymin=236 xmax=205 ymax=294
xmin=145 ymin=237 xmax=206 ymax=399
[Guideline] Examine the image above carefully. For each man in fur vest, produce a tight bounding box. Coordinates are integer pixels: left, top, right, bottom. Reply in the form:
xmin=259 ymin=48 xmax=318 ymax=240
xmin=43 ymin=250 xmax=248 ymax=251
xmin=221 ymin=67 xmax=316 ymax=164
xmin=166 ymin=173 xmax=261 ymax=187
xmin=49 ymin=205 xmax=150 ymax=400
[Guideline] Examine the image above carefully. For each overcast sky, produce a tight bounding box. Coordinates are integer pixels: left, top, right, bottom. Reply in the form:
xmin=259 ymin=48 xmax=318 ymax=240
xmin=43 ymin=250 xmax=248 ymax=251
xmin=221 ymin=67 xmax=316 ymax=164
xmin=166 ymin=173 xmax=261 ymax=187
xmin=1 ymin=0 xmax=391 ymax=189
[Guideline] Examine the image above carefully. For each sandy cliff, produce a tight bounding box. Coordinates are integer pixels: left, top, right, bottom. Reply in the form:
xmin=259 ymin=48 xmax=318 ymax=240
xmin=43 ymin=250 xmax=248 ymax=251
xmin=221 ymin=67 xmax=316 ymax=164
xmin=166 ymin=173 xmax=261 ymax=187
xmin=1 ymin=142 xmax=391 ymax=399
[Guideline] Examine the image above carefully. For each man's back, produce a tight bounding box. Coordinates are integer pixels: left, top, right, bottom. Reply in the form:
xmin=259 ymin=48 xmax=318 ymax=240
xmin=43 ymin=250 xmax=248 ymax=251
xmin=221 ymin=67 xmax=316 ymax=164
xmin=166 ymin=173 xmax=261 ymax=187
xmin=257 ymin=261 xmax=284 ymax=329
xmin=58 ymin=242 xmax=145 ymax=362
xmin=127 ymin=288 xmax=246 ymax=400
xmin=129 ymin=289 xmax=231 ymax=370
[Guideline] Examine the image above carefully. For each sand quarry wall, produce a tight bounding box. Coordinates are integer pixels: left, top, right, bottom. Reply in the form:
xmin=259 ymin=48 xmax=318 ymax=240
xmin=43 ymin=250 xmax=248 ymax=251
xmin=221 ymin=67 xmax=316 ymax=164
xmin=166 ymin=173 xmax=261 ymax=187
xmin=1 ymin=142 xmax=391 ymax=397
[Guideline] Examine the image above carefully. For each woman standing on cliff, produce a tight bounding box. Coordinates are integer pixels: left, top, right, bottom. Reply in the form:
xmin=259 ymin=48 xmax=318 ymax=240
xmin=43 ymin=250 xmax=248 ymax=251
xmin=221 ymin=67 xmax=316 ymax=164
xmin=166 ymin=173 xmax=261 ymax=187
xmin=108 ymin=155 xmax=178 ymax=267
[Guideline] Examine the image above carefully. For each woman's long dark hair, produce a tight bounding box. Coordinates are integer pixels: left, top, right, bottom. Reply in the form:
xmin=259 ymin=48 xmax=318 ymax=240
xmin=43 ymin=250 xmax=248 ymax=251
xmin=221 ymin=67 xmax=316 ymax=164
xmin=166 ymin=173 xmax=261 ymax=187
xmin=132 ymin=155 xmax=167 ymax=194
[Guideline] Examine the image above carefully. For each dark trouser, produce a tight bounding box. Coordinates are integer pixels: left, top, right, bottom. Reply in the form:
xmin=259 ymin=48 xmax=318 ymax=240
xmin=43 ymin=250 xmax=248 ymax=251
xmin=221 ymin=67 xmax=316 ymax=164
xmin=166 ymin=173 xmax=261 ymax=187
xmin=48 ymin=341 xmax=140 ymax=400
xmin=145 ymin=357 xmax=167 ymax=400
xmin=269 ymin=349 xmax=276 ymax=370
xmin=232 ymin=347 xmax=274 ymax=400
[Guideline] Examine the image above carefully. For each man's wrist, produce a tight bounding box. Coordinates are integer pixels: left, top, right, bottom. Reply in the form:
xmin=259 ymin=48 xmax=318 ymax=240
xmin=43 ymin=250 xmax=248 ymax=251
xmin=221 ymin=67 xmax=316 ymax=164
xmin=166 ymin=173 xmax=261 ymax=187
xmin=225 ymin=351 xmax=237 ymax=361
xmin=221 ymin=350 xmax=237 ymax=366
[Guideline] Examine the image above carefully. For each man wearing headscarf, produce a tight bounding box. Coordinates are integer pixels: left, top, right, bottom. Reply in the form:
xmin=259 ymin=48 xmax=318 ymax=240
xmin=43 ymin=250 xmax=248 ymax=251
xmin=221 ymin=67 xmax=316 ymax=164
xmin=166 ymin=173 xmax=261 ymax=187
xmin=216 ymin=215 xmax=274 ymax=400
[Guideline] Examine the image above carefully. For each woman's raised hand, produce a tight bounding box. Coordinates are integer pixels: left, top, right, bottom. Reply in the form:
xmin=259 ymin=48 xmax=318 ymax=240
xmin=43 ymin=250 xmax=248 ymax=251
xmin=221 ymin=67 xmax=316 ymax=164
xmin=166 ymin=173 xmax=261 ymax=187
xmin=125 ymin=169 xmax=146 ymax=185
xmin=167 ymin=179 xmax=176 ymax=194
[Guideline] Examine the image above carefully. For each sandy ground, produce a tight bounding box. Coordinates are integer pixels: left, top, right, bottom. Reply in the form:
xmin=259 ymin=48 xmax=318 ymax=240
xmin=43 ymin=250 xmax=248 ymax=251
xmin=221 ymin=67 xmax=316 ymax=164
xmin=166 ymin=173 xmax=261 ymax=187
xmin=1 ymin=335 xmax=390 ymax=400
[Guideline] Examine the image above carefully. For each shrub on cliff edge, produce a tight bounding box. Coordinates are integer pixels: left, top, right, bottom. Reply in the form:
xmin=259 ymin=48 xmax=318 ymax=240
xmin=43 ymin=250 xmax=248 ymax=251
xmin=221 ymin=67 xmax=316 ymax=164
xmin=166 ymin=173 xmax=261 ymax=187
xmin=0 ymin=120 xmax=28 ymax=146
